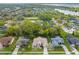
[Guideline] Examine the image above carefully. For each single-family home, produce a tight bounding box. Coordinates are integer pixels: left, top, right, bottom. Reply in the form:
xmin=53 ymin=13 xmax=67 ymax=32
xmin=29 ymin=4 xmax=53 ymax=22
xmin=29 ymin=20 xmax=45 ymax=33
xmin=67 ymin=34 xmax=79 ymax=46
xmin=0 ymin=36 xmax=13 ymax=48
xmin=0 ymin=26 xmax=7 ymax=30
xmin=32 ymin=36 xmax=48 ymax=48
xmin=70 ymin=18 xmax=79 ymax=24
xmin=0 ymin=26 xmax=7 ymax=36
xmin=51 ymin=36 xmax=64 ymax=47
xmin=16 ymin=36 xmax=29 ymax=47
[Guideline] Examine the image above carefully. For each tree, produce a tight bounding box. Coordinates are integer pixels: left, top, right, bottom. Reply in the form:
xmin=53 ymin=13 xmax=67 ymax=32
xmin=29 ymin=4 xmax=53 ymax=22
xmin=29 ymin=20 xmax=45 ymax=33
xmin=0 ymin=20 xmax=5 ymax=26
xmin=6 ymin=24 xmax=22 ymax=36
xmin=59 ymin=28 xmax=68 ymax=38
xmin=73 ymin=30 xmax=79 ymax=37
xmin=38 ymin=12 xmax=52 ymax=21
xmin=20 ymin=19 xmax=42 ymax=38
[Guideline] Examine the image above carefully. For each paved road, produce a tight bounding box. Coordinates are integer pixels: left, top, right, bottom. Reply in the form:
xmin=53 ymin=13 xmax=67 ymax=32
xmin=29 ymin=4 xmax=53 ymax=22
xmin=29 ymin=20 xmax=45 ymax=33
xmin=43 ymin=47 xmax=48 ymax=55
xmin=70 ymin=45 xmax=79 ymax=55
xmin=61 ymin=45 xmax=71 ymax=55
xmin=12 ymin=45 xmax=20 ymax=55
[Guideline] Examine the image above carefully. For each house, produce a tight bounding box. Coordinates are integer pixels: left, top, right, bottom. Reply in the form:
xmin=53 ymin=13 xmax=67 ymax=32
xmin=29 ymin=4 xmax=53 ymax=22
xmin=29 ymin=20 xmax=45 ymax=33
xmin=62 ymin=27 xmax=75 ymax=34
xmin=0 ymin=26 xmax=7 ymax=36
xmin=16 ymin=36 xmax=29 ymax=47
xmin=70 ymin=18 xmax=79 ymax=24
xmin=0 ymin=36 xmax=13 ymax=48
xmin=0 ymin=26 xmax=7 ymax=30
xmin=0 ymin=43 xmax=3 ymax=49
xmin=51 ymin=36 xmax=64 ymax=47
xmin=67 ymin=34 xmax=79 ymax=46
xmin=32 ymin=37 xmax=48 ymax=48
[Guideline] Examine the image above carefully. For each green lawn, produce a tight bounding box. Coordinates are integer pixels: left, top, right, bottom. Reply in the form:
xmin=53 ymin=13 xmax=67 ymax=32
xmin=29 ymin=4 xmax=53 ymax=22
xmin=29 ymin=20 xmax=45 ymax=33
xmin=64 ymin=38 xmax=72 ymax=51
xmin=0 ymin=30 xmax=6 ymax=37
xmin=75 ymin=45 xmax=79 ymax=51
xmin=48 ymin=46 xmax=65 ymax=54
xmin=24 ymin=17 xmax=39 ymax=20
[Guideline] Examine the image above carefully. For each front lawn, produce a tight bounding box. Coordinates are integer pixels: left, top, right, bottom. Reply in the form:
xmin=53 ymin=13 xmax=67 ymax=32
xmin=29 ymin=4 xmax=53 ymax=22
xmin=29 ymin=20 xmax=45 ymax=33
xmin=24 ymin=17 xmax=39 ymax=20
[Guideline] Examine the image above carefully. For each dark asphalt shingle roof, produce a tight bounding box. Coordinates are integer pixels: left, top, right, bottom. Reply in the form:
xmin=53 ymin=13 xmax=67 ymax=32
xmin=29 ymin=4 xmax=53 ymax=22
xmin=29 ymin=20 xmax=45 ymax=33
xmin=67 ymin=35 xmax=79 ymax=45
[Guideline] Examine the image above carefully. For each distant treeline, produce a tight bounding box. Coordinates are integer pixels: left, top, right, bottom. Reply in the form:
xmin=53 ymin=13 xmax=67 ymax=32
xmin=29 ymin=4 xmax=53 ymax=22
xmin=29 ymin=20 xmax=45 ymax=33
xmin=0 ymin=3 xmax=69 ymax=10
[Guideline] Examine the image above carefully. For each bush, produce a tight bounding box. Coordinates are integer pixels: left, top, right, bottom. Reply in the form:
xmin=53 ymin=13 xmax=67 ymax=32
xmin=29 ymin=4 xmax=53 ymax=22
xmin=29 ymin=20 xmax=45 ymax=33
xmin=73 ymin=30 xmax=79 ymax=37
xmin=0 ymin=20 xmax=5 ymax=26
xmin=38 ymin=12 xmax=52 ymax=21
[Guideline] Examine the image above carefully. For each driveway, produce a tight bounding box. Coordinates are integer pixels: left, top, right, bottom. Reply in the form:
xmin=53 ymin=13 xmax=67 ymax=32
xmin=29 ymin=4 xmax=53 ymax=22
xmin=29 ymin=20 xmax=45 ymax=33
xmin=61 ymin=45 xmax=71 ymax=55
xmin=43 ymin=47 xmax=48 ymax=55
xmin=70 ymin=45 xmax=79 ymax=55
xmin=12 ymin=45 xmax=20 ymax=55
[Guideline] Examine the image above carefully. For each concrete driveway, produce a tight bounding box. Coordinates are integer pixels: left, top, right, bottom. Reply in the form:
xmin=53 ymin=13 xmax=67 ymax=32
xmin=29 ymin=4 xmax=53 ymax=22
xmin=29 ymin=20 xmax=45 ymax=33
xmin=70 ymin=45 xmax=79 ymax=55
xmin=61 ymin=45 xmax=71 ymax=55
xmin=43 ymin=47 xmax=48 ymax=55
xmin=12 ymin=45 xmax=20 ymax=55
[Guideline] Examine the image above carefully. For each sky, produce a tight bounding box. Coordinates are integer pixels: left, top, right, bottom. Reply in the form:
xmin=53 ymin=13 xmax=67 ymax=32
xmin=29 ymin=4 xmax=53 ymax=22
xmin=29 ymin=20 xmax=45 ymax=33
xmin=0 ymin=0 xmax=79 ymax=3
xmin=42 ymin=3 xmax=79 ymax=7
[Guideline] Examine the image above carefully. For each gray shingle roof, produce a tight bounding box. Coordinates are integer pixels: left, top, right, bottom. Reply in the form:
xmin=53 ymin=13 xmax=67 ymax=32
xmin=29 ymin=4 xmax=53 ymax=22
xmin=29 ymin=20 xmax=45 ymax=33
xmin=51 ymin=36 xmax=64 ymax=47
